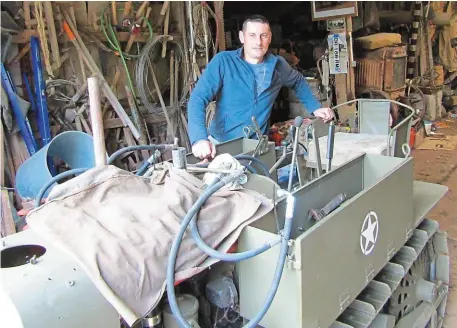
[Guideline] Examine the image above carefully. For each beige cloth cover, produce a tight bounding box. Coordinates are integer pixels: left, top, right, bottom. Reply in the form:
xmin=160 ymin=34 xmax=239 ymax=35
xmin=26 ymin=165 xmax=274 ymax=326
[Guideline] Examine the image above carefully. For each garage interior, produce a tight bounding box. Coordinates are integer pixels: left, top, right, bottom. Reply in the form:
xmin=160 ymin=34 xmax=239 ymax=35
xmin=1 ymin=1 xmax=457 ymax=328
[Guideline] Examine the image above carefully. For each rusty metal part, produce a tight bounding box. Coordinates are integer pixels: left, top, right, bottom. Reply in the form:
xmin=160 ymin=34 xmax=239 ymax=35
xmin=354 ymin=45 xmax=407 ymax=94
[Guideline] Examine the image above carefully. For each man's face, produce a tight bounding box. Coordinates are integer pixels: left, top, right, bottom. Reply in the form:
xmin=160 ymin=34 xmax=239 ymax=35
xmin=239 ymin=22 xmax=271 ymax=61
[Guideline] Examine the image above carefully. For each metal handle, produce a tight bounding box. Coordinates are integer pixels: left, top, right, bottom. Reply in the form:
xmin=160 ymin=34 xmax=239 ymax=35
xmin=402 ymin=143 xmax=411 ymax=158
xmin=312 ymin=127 xmax=323 ymax=177
xmin=330 ymin=98 xmax=417 ymax=157
xmin=326 ymin=121 xmax=336 ymax=172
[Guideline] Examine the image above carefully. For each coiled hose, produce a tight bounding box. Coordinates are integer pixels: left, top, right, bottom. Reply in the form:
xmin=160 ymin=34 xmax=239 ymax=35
xmin=166 ymin=171 xmax=296 ymax=328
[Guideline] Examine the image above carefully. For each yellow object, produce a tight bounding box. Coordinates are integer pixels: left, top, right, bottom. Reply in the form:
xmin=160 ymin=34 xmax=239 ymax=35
xmin=354 ymin=33 xmax=402 ymax=50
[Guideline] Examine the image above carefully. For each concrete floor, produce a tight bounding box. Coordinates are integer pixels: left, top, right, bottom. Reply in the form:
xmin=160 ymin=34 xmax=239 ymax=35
xmin=412 ymin=115 xmax=457 ymax=327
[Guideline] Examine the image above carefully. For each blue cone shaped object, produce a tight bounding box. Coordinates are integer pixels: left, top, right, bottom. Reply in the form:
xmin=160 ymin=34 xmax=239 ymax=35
xmin=16 ymin=131 xmax=96 ymax=199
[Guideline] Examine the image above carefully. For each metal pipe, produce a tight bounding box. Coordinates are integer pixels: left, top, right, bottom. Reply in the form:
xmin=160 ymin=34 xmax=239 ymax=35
xmin=287 ymin=116 xmax=304 ymax=192
xmin=0 ymin=65 xmax=37 ymax=155
xmin=387 ymin=108 xmax=416 ymax=156
xmin=31 ymin=36 xmax=52 ymax=148
xmin=330 ymin=98 xmax=415 ymax=114
xmin=330 ymin=98 xmax=416 ymax=157
xmin=269 ymin=145 xmax=287 ymax=174
xmin=172 ymin=147 xmax=187 ymax=169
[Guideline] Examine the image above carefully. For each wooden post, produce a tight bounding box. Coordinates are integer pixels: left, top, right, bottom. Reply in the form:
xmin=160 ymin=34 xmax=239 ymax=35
xmin=43 ymin=2 xmax=61 ymax=69
xmin=87 ymin=76 xmax=107 ymax=166
xmin=0 ymin=117 xmax=16 ymax=237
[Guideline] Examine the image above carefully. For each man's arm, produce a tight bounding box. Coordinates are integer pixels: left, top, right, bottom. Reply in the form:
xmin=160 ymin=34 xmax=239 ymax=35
xmin=278 ymin=56 xmax=321 ymax=114
xmin=187 ymin=54 xmax=224 ymax=145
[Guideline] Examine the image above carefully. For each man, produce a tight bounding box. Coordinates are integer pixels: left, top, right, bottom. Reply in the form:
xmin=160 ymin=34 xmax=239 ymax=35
xmin=187 ymin=14 xmax=335 ymax=159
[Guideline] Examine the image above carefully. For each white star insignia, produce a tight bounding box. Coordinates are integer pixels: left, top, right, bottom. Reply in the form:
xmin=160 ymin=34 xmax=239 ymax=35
xmin=360 ymin=211 xmax=379 ymax=255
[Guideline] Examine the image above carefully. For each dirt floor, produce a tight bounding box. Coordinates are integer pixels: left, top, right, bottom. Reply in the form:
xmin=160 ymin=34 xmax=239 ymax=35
xmin=412 ymin=114 xmax=457 ymax=327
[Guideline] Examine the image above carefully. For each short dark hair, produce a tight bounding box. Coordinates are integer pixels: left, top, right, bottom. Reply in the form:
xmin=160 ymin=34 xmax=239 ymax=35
xmin=242 ymin=14 xmax=270 ymax=31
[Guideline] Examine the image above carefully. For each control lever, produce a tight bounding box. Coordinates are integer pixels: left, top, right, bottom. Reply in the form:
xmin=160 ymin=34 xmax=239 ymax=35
xmin=251 ymin=116 xmax=263 ymax=140
xmin=308 ymin=193 xmax=347 ymax=222
xmin=311 ymin=126 xmax=323 ymax=177
xmin=287 ymin=116 xmax=304 ymax=192
xmin=326 ymin=121 xmax=336 ymax=172
xmin=269 ymin=141 xmax=288 ymax=174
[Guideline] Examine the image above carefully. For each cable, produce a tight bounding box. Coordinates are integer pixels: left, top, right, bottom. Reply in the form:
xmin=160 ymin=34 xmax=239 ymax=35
xmin=135 ymin=35 xmax=188 ymax=118
xmin=298 ymin=142 xmax=307 ymax=153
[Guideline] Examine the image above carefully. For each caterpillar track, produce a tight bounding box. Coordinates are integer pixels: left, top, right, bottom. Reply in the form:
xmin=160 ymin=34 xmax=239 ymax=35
xmin=333 ymin=219 xmax=449 ymax=328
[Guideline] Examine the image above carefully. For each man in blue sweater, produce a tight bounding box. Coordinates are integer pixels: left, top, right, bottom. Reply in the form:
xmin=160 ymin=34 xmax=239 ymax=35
xmin=187 ymin=15 xmax=335 ymax=159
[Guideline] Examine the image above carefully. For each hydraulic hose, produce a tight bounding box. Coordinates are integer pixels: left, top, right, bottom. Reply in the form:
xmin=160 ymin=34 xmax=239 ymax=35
xmin=166 ymin=172 xmax=242 ymax=328
xmin=233 ymin=154 xmax=271 ymax=178
xmin=136 ymin=160 xmax=151 ymax=176
xmin=107 ymin=144 xmax=174 ymax=165
xmin=35 ymin=143 xmax=174 ymax=206
xmin=166 ymin=172 xmax=296 ymax=328
xmin=188 ymin=216 xmax=280 ymax=262
xmin=35 ymin=168 xmax=90 ymax=208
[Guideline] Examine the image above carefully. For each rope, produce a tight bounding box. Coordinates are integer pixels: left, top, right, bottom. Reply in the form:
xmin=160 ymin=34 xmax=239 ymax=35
xmin=192 ymin=4 xmax=214 ymax=56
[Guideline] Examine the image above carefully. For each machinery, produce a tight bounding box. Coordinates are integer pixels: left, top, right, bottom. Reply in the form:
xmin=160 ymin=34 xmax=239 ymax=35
xmin=0 ymin=100 xmax=450 ymax=328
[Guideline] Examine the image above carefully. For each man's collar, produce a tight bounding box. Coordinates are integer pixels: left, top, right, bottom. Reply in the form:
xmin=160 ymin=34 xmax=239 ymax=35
xmin=235 ymin=46 xmax=275 ymax=64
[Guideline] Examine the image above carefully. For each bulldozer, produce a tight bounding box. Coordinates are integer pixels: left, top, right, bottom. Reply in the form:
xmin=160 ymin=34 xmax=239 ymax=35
xmin=0 ymin=99 xmax=450 ymax=328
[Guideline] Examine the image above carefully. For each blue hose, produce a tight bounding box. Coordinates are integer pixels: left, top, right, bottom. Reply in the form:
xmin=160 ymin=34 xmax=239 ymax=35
xmin=188 ymin=216 xmax=280 ymax=262
xmin=107 ymin=145 xmax=171 ymax=165
xmin=243 ymin=163 xmax=258 ymax=175
xmin=35 ymin=144 xmax=174 ymax=206
xmin=136 ymin=160 xmax=150 ymax=176
xmin=234 ymin=154 xmax=270 ymax=178
xmin=166 ymin=172 xmax=296 ymax=328
xmin=34 ymin=168 xmax=90 ymax=208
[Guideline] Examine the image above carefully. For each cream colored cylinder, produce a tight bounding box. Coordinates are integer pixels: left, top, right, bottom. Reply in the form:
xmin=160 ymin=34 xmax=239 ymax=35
xmin=87 ymin=76 xmax=107 ymax=166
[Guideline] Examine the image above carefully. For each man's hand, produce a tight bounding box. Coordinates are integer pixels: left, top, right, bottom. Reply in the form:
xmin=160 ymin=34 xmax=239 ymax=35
xmin=313 ymin=108 xmax=335 ymax=123
xmin=192 ymin=140 xmax=216 ymax=159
